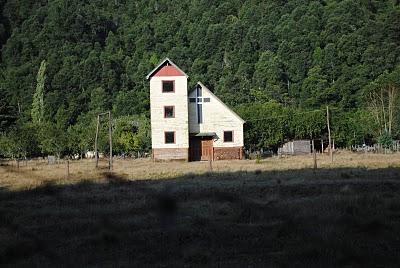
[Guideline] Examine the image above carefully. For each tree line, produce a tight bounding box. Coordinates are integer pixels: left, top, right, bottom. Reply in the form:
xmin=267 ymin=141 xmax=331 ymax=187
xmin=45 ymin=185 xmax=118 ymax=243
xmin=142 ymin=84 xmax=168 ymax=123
xmin=0 ymin=0 xmax=399 ymax=158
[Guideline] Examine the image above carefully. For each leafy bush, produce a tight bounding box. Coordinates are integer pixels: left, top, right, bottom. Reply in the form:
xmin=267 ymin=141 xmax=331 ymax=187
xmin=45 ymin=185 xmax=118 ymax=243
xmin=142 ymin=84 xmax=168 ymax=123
xmin=378 ymin=132 xmax=393 ymax=149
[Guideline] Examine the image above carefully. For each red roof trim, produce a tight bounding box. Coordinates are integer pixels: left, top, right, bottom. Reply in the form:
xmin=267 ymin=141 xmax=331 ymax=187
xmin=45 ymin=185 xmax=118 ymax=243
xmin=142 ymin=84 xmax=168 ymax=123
xmin=146 ymin=58 xmax=189 ymax=79
xmin=154 ymin=65 xmax=185 ymax=77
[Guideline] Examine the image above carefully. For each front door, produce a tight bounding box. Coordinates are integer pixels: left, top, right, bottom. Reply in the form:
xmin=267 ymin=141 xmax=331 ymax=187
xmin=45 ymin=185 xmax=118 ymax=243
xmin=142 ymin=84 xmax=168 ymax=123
xmin=200 ymin=138 xmax=213 ymax=161
xmin=189 ymin=136 xmax=213 ymax=161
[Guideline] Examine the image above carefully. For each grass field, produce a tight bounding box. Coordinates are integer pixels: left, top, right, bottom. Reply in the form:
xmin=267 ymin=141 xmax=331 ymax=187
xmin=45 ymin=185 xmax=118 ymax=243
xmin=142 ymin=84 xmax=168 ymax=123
xmin=1 ymin=152 xmax=400 ymax=266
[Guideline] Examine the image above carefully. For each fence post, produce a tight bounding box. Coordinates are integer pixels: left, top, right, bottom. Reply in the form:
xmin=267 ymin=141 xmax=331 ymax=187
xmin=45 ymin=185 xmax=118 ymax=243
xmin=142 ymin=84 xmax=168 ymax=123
xmin=108 ymin=111 xmax=113 ymax=172
xmin=326 ymin=106 xmax=333 ymax=163
xmin=312 ymin=140 xmax=317 ymax=171
xmin=66 ymin=160 xmax=70 ymax=178
xmin=321 ymin=139 xmax=324 ymax=154
xmin=95 ymin=114 xmax=100 ymax=168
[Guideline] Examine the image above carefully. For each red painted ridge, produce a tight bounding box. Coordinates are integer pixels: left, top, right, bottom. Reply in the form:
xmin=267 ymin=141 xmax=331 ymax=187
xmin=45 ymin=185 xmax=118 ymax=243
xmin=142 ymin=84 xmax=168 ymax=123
xmin=153 ymin=64 xmax=185 ymax=77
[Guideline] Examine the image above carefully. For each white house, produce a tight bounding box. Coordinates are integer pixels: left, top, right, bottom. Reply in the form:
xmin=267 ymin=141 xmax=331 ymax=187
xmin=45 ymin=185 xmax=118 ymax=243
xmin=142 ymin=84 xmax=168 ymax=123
xmin=146 ymin=58 xmax=245 ymax=161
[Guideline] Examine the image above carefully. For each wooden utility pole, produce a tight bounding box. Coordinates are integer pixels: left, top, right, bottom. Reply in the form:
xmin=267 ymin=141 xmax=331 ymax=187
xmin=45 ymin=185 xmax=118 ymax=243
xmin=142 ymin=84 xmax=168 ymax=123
xmin=94 ymin=112 xmax=113 ymax=170
xmin=326 ymin=106 xmax=333 ymax=163
xmin=108 ymin=111 xmax=113 ymax=171
xmin=95 ymin=114 xmax=100 ymax=168
xmin=312 ymin=139 xmax=317 ymax=171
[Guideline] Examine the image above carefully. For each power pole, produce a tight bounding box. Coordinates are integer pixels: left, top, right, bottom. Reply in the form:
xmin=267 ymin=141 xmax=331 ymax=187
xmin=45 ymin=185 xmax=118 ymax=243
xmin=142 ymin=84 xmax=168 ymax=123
xmin=95 ymin=114 xmax=100 ymax=168
xmin=94 ymin=111 xmax=113 ymax=170
xmin=326 ymin=106 xmax=333 ymax=163
xmin=108 ymin=111 xmax=113 ymax=171
xmin=312 ymin=139 xmax=317 ymax=171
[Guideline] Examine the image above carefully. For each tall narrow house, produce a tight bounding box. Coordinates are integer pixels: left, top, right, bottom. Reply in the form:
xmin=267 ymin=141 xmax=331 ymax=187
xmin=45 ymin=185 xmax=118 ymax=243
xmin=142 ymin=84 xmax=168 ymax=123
xmin=146 ymin=58 xmax=190 ymax=161
xmin=147 ymin=58 xmax=245 ymax=161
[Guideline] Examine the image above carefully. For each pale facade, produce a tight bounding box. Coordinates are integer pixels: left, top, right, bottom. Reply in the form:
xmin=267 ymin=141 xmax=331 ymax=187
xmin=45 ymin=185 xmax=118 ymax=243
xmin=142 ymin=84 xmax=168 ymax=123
xmin=147 ymin=58 xmax=245 ymax=161
xmin=188 ymin=82 xmax=244 ymax=156
xmin=150 ymin=76 xmax=189 ymax=148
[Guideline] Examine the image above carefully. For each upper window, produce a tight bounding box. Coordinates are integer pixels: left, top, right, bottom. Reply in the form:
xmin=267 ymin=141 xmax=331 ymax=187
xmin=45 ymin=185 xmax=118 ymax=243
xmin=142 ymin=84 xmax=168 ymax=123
xmin=197 ymin=104 xmax=203 ymax=124
xmin=165 ymin=131 xmax=175 ymax=144
xmin=196 ymin=86 xmax=202 ymax=97
xmin=223 ymin=131 xmax=233 ymax=142
xmin=164 ymin=106 xmax=175 ymax=118
xmin=162 ymin=81 xmax=174 ymax=93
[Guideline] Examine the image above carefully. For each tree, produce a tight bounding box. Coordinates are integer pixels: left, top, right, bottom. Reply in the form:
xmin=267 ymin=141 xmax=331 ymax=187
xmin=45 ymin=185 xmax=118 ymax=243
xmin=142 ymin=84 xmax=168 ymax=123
xmin=113 ymin=115 xmax=150 ymax=155
xmin=0 ymin=119 xmax=39 ymax=159
xmin=0 ymin=132 xmax=18 ymax=158
xmin=0 ymin=83 xmax=15 ymax=131
xmin=252 ymin=51 xmax=284 ymax=101
xmin=31 ymin=60 xmax=46 ymax=124
xmin=37 ymin=106 xmax=69 ymax=158
xmin=301 ymin=66 xmax=329 ymax=107
xmin=237 ymin=101 xmax=288 ymax=150
xmin=363 ymin=66 xmax=400 ymax=137
xmin=90 ymin=87 xmax=109 ymax=113
xmin=68 ymin=113 xmax=97 ymax=157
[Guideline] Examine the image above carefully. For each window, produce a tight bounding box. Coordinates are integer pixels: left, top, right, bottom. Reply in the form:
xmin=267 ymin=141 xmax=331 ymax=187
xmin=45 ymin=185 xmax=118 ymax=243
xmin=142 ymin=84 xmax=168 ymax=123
xmin=164 ymin=131 xmax=175 ymax=144
xmin=164 ymin=106 xmax=175 ymax=118
xmin=197 ymin=104 xmax=203 ymax=124
xmin=203 ymin=98 xmax=210 ymax=102
xmin=162 ymin=81 xmax=174 ymax=93
xmin=223 ymin=131 xmax=233 ymax=142
xmin=196 ymin=86 xmax=202 ymax=97
xmin=189 ymin=98 xmax=196 ymax=103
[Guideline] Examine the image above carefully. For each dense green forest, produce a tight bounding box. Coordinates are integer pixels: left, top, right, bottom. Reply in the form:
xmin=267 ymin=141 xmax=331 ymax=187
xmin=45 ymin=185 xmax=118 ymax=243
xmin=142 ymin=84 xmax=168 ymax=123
xmin=0 ymin=0 xmax=399 ymax=158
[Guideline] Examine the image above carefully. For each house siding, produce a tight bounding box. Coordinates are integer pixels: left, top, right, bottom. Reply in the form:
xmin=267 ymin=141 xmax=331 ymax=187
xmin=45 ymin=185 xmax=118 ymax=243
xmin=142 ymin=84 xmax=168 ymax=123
xmin=152 ymin=148 xmax=189 ymax=161
xmin=150 ymin=75 xmax=189 ymax=157
xmin=188 ymin=87 xmax=244 ymax=148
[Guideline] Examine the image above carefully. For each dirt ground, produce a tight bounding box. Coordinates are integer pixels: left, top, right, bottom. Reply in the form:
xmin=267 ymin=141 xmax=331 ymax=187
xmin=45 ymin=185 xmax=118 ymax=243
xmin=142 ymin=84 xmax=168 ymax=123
xmin=0 ymin=152 xmax=400 ymax=266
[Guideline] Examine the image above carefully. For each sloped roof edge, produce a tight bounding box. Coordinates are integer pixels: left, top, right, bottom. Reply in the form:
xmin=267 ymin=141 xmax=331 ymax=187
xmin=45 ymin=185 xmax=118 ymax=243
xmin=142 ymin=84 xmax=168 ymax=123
xmin=193 ymin=82 xmax=246 ymax=124
xmin=146 ymin=57 xmax=189 ymax=80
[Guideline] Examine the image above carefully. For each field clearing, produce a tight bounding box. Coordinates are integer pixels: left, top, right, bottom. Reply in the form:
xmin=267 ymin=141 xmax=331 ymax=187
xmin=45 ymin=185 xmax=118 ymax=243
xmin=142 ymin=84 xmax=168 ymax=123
xmin=1 ymin=151 xmax=400 ymax=190
xmin=1 ymin=152 xmax=400 ymax=266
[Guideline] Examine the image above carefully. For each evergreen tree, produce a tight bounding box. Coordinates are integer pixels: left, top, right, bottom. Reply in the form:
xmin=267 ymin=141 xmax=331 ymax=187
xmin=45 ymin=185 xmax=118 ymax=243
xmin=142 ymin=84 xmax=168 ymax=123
xmin=31 ymin=60 xmax=47 ymax=124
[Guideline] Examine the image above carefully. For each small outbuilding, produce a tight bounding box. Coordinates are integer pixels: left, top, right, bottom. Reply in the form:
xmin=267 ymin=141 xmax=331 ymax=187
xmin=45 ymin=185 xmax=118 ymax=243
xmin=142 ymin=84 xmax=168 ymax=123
xmin=279 ymin=140 xmax=311 ymax=155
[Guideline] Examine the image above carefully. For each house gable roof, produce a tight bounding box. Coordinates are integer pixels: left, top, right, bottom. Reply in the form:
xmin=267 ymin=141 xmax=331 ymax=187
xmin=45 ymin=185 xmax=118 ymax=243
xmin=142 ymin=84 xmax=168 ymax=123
xmin=146 ymin=58 xmax=189 ymax=80
xmin=191 ymin=82 xmax=245 ymax=124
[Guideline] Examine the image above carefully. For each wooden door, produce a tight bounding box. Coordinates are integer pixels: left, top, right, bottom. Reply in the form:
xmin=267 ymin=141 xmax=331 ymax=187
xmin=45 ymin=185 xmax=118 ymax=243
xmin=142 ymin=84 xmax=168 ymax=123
xmin=189 ymin=137 xmax=213 ymax=161
xmin=189 ymin=137 xmax=201 ymax=161
xmin=200 ymin=138 xmax=213 ymax=161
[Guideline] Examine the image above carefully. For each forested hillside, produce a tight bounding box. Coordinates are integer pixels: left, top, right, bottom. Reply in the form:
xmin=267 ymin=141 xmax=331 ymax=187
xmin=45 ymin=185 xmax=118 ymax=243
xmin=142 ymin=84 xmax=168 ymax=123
xmin=0 ymin=0 xmax=399 ymax=157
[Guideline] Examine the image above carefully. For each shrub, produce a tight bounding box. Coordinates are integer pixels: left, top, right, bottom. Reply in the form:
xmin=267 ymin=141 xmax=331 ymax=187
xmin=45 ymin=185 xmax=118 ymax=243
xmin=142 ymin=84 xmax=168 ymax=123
xmin=378 ymin=132 xmax=393 ymax=149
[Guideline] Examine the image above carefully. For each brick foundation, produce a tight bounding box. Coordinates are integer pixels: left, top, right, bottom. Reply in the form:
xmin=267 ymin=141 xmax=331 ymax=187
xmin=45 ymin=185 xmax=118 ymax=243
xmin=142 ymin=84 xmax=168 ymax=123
xmin=152 ymin=148 xmax=189 ymax=162
xmin=213 ymin=147 xmax=243 ymax=160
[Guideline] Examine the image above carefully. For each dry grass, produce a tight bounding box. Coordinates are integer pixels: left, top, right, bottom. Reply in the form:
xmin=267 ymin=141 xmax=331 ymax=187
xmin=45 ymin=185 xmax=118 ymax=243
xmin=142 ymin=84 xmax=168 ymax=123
xmin=1 ymin=151 xmax=400 ymax=190
xmin=0 ymin=151 xmax=400 ymax=266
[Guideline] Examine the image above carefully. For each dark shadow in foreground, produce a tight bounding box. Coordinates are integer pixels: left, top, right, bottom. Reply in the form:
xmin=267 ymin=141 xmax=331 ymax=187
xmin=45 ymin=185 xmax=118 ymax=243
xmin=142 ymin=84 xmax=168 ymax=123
xmin=1 ymin=167 xmax=400 ymax=267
